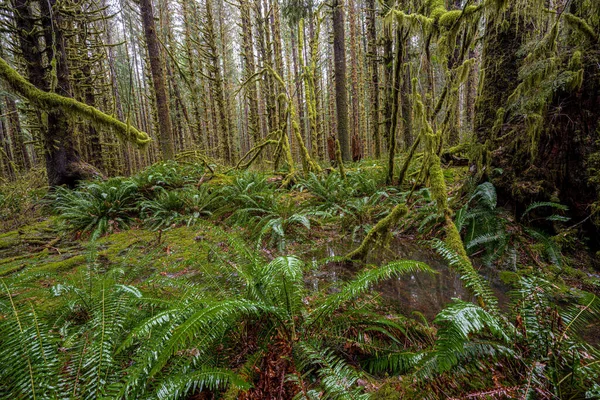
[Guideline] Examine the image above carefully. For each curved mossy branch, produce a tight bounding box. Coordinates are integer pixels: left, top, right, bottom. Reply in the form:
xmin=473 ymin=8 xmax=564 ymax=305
xmin=564 ymin=13 xmax=599 ymax=43
xmin=397 ymin=133 xmax=422 ymax=188
xmin=232 ymin=138 xmax=279 ymax=171
xmin=0 ymin=56 xmax=151 ymax=147
xmin=346 ymin=204 xmax=408 ymax=261
xmin=428 ymin=154 xmax=490 ymax=309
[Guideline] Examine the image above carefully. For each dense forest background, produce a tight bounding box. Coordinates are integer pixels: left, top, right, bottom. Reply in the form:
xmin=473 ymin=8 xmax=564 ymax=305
xmin=0 ymin=0 xmax=598 ymax=225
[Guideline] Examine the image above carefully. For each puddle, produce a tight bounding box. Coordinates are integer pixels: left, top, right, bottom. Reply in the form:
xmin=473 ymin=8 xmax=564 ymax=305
xmin=302 ymin=234 xmax=511 ymax=320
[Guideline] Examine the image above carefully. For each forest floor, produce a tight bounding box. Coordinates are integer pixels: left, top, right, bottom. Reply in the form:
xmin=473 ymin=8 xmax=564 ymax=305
xmin=1 ymin=159 xmax=599 ymax=398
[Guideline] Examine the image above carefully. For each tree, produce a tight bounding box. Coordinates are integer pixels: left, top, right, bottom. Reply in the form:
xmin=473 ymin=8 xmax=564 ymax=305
xmin=139 ymin=0 xmax=175 ymax=160
xmin=366 ymin=0 xmax=381 ymax=158
xmin=331 ymin=0 xmax=350 ymax=162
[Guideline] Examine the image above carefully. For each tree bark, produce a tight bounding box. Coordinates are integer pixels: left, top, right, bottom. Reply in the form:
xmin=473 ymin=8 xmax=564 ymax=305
xmin=366 ymin=0 xmax=380 ymax=158
xmin=332 ymin=0 xmax=350 ymax=161
xmin=139 ymin=0 xmax=175 ymax=160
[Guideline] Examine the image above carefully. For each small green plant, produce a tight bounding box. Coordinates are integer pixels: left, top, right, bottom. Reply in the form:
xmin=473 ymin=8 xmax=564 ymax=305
xmin=214 ymin=171 xmax=276 ymax=216
xmin=454 ymin=182 xmax=512 ymax=265
xmin=226 ymin=191 xmax=326 ymax=251
xmin=295 ymin=172 xmax=353 ymax=211
xmin=53 ymin=178 xmax=139 ymax=239
xmin=132 ymin=161 xmax=205 ymax=193
xmin=140 ymin=185 xmax=218 ymax=230
xmin=0 ymin=168 xmax=47 ymax=231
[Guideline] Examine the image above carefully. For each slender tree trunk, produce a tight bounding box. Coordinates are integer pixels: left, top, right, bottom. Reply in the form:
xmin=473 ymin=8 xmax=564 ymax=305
xmin=332 ymin=0 xmax=350 ymax=161
xmin=400 ymin=64 xmax=413 ymax=149
xmin=0 ymin=102 xmax=15 ymax=180
xmin=347 ymin=0 xmax=361 ymax=160
xmin=5 ymin=96 xmax=29 ymax=171
xmin=366 ymin=0 xmax=381 ymax=158
xmin=381 ymin=0 xmax=394 ymax=151
xmin=240 ymin=0 xmax=260 ymax=149
xmin=387 ymin=27 xmax=405 ymax=184
xmin=139 ymin=0 xmax=175 ymax=159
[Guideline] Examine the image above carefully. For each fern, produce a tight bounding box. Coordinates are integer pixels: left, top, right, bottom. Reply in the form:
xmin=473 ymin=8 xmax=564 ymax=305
xmin=0 ymin=280 xmax=59 ymax=399
xmin=430 ymin=300 xmax=512 ymax=373
xmin=525 ymin=227 xmax=563 ymax=266
xmin=431 ymin=239 xmax=499 ymax=311
xmin=53 ymin=178 xmax=139 ymax=239
xmin=51 ymin=271 xmax=143 ymax=399
xmin=154 ymin=367 xmax=251 ymax=399
xmin=522 ymin=201 xmax=568 ymax=219
xmin=468 ymin=182 xmax=497 ymax=210
xmin=295 ymin=341 xmax=369 ymax=400
xmin=364 ymin=351 xmax=424 ymax=375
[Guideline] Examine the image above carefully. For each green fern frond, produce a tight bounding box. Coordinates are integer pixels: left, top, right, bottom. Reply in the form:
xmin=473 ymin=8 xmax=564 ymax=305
xmin=522 ymin=201 xmax=568 ymax=218
xmin=295 ymin=341 xmax=369 ymax=400
xmin=364 ymin=351 xmax=424 ymax=375
xmin=154 ymin=367 xmax=251 ymax=399
xmin=431 ymin=300 xmax=512 ymax=373
xmin=431 ymin=239 xmax=499 ymax=311
xmin=469 ymin=182 xmax=497 ymax=209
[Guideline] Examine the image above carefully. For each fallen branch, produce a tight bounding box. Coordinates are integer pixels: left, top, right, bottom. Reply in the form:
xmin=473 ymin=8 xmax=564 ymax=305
xmin=346 ymin=204 xmax=408 ymax=261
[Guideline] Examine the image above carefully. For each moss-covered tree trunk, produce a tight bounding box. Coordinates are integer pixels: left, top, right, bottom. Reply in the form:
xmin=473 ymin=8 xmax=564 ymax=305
xmin=386 ymin=27 xmax=407 ymax=184
xmin=347 ymin=0 xmax=362 ymax=161
xmin=381 ymin=0 xmax=394 ymax=151
xmin=240 ymin=0 xmax=260 ymax=151
xmin=476 ymin=3 xmax=600 ymax=240
xmin=36 ymin=0 xmax=87 ymax=186
xmin=366 ymin=0 xmax=381 ymax=158
xmin=474 ymin=10 xmax=523 ymax=149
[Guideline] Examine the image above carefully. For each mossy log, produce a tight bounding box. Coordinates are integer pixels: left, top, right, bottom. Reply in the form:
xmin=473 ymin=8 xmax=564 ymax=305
xmin=346 ymin=203 xmax=408 ymax=261
xmin=0 ymin=57 xmax=151 ymax=147
xmin=429 ymin=154 xmax=486 ymax=308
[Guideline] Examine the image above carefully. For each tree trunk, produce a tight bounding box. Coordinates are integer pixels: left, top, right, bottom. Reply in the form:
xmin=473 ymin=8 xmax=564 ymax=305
xmin=139 ymin=0 xmax=175 ymax=160
xmin=366 ymin=0 xmax=380 ymax=158
xmin=240 ymin=0 xmax=260 ymax=149
xmin=332 ymin=0 xmax=350 ymax=161
xmin=38 ymin=0 xmax=90 ymax=186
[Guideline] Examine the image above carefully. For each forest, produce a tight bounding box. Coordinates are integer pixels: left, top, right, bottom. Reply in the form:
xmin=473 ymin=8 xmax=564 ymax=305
xmin=0 ymin=0 xmax=599 ymax=398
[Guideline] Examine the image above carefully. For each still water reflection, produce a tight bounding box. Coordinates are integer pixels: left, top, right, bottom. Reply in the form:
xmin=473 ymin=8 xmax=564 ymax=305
xmin=303 ymin=235 xmax=509 ymax=320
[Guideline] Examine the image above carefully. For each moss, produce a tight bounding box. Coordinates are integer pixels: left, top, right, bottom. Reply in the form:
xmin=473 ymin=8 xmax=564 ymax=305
xmin=438 ymin=5 xmax=480 ymax=28
xmin=428 ymin=0 xmax=446 ymax=21
xmin=428 ymin=155 xmax=448 ymax=213
xmin=498 ymin=270 xmax=520 ymax=285
xmin=371 ymin=383 xmax=402 ymax=399
xmin=0 ymin=56 xmax=151 ymax=147
xmin=564 ymin=13 xmax=598 ymax=43
xmin=346 ymin=204 xmax=408 ymax=261
xmin=335 ymin=139 xmax=346 ymax=180
xmin=438 ymin=9 xmax=461 ymax=27
xmin=35 ymin=254 xmax=87 ymax=273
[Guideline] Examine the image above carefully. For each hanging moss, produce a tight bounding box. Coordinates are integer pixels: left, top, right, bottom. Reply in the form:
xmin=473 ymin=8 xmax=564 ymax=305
xmin=0 ymin=57 xmax=151 ymax=147
xmin=564 ymin=13 xmax=599 ymax=43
